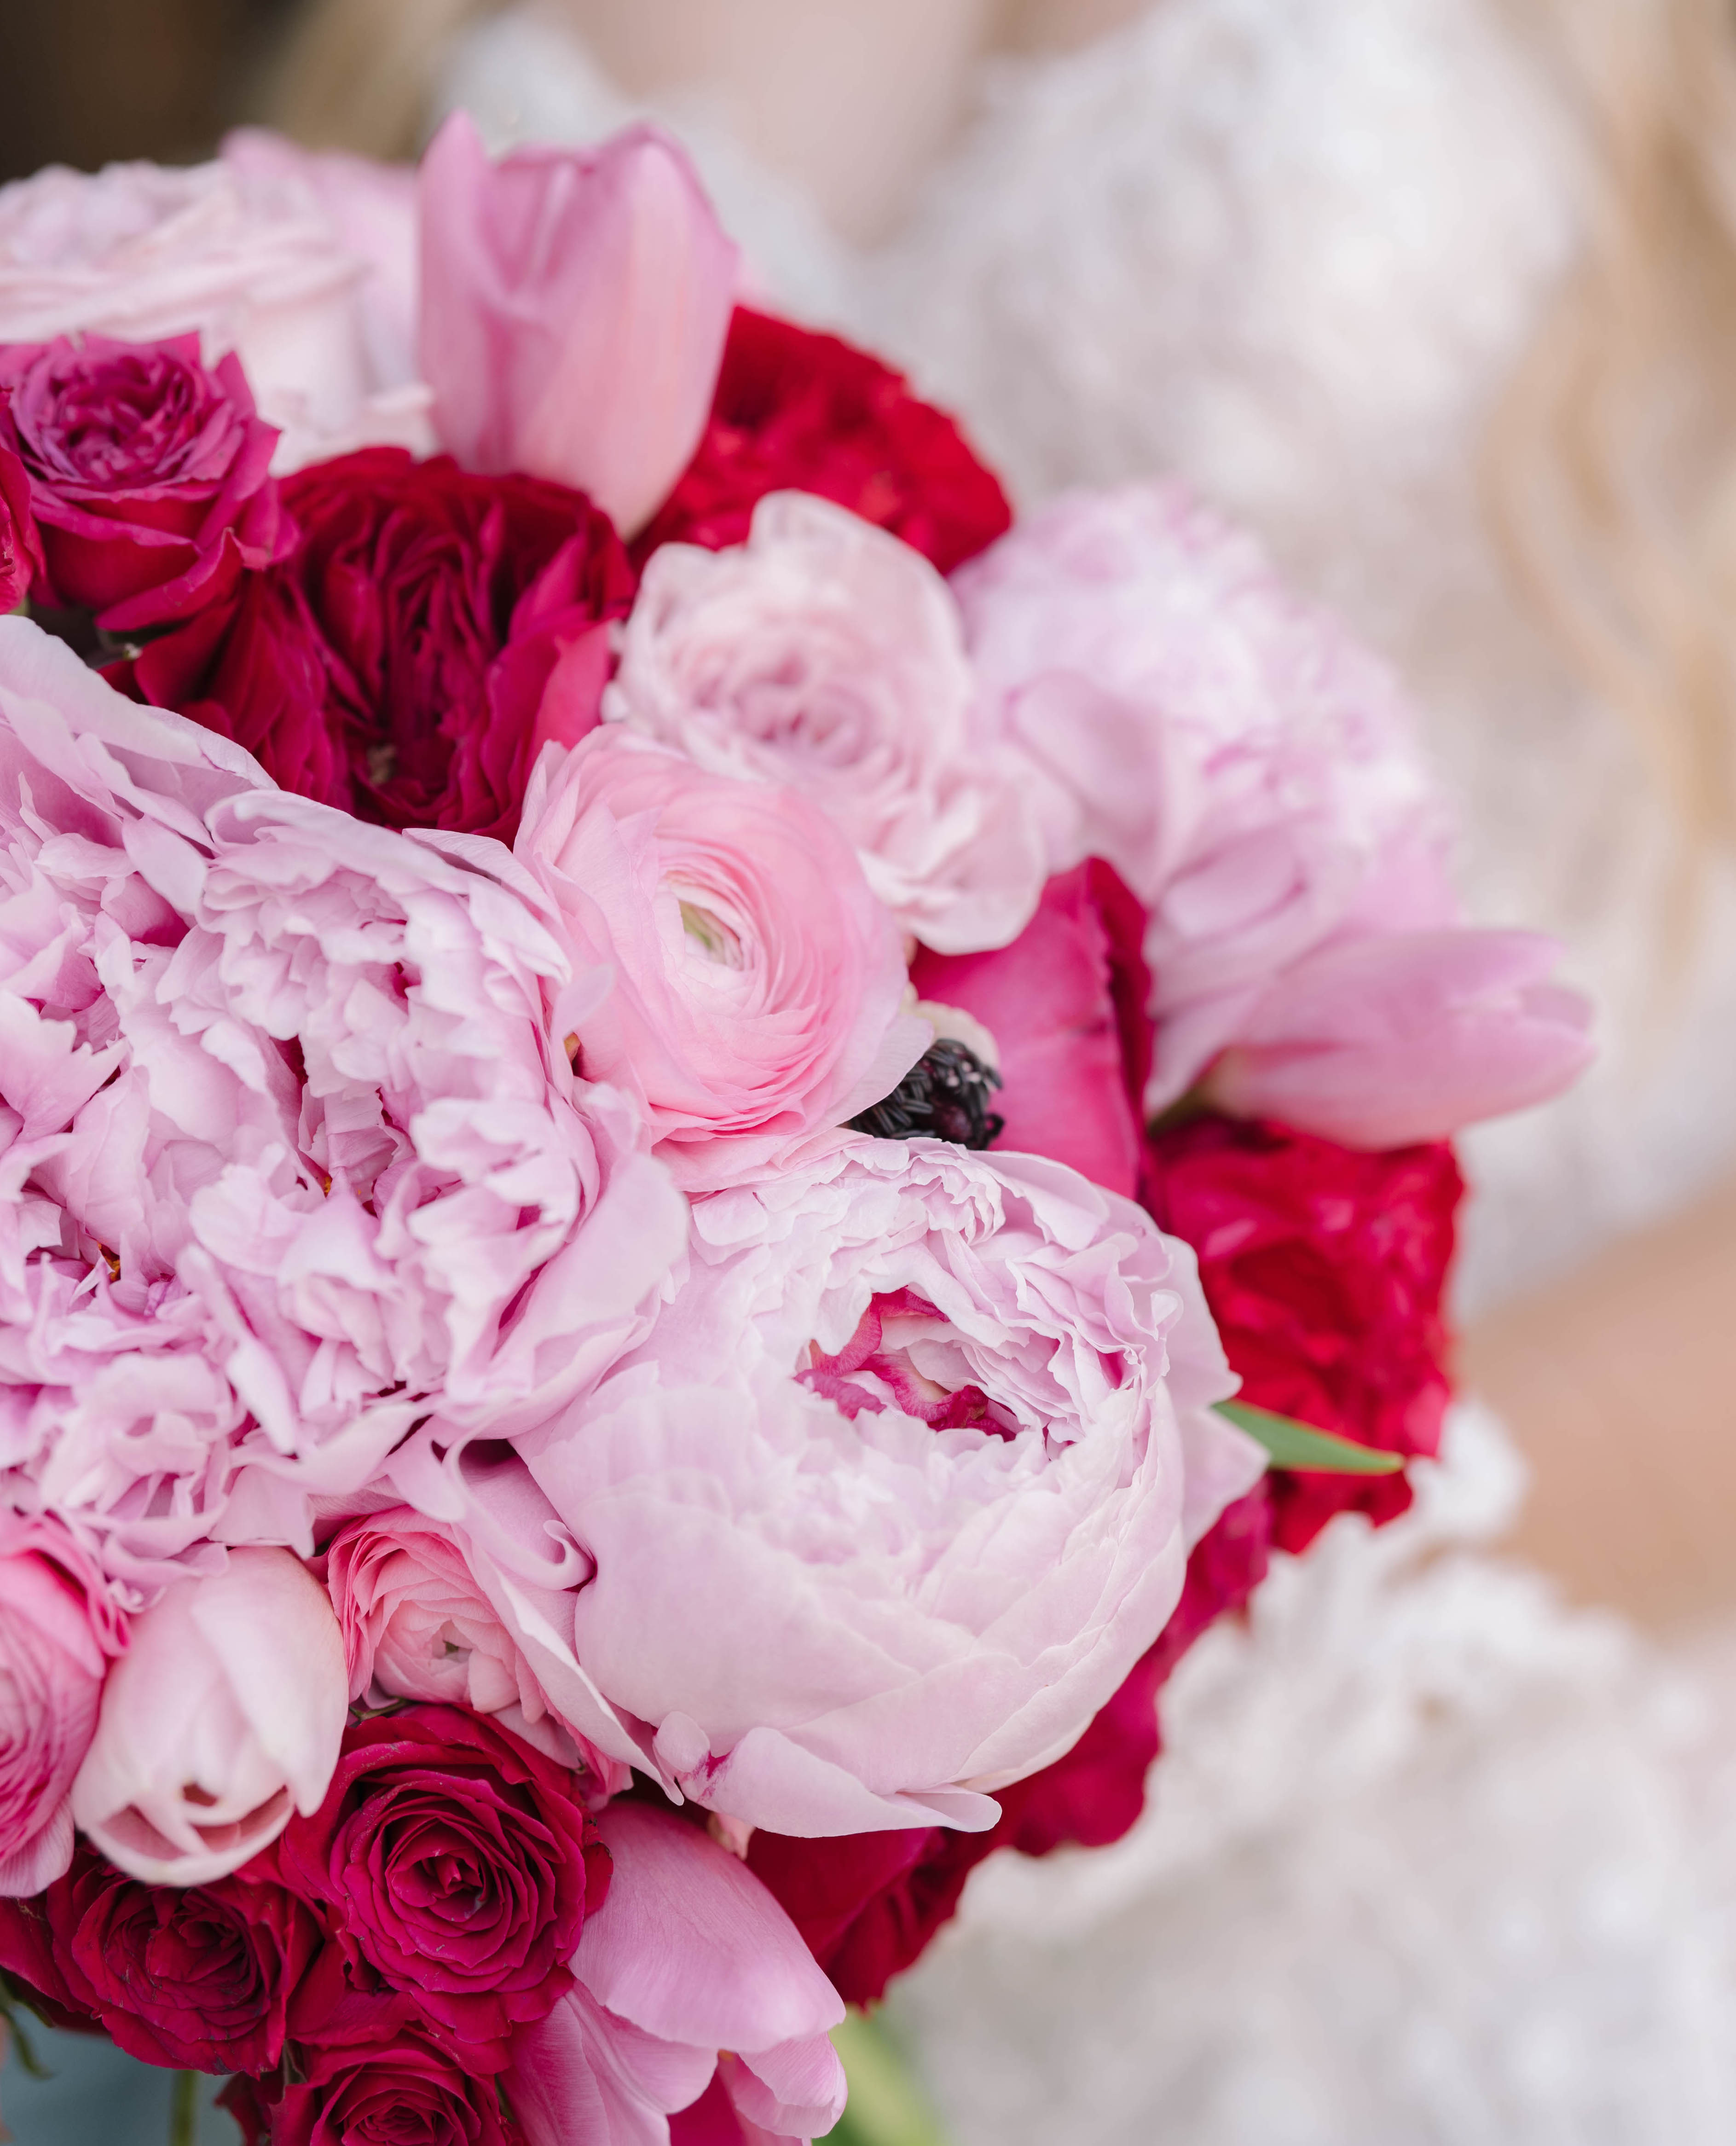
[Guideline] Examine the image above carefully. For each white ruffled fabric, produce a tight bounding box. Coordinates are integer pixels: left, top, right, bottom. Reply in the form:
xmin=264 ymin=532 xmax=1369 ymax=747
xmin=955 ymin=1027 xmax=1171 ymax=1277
xmin=436 ymin=6 xmax=1736 ymax=2138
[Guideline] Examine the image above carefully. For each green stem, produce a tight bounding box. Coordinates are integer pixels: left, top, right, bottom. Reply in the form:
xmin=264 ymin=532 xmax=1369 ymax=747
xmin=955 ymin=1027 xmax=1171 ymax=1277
xmin=168 ymin=2070 xmax=198 ymax=2146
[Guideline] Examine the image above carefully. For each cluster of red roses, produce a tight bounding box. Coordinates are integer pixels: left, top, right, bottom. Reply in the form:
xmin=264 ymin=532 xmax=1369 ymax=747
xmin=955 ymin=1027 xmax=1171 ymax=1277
xmin=0 ymin=1707 xmax=603 ymax=2145
xmin=0 ymin=286 xmax=1462 ymax=2103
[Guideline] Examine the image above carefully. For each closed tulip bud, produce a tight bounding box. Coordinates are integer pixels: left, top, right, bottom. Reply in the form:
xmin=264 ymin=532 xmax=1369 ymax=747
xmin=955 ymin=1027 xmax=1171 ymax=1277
xmin=71 ymin=1548 xmax=347 ymax=1885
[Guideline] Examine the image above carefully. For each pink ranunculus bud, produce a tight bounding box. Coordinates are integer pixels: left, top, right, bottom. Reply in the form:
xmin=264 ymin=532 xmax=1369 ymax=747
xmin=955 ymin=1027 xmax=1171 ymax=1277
xmin=418 ymin=113 xmax=739 ymax=538
xmin=70 ymin=1547 xmax=347 ymax=1885
xmin=1201 ymin=928 xmax=1596 ymax=1148
xmin=0 ymin=1514 xmax=126 ymax=1897
xmin=506 ymin=1802 xmax=847 ymax=2146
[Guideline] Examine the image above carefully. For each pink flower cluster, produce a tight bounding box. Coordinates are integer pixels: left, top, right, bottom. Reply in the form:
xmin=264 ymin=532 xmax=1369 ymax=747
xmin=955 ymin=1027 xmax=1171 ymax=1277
xmin=0 ymin=110 xmax=1592 ymax=2146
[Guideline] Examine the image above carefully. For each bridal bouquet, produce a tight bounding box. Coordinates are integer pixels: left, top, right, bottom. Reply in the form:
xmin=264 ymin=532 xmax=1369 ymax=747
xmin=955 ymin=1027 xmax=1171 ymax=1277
xmin=0 ymin=116 xmax=1590 ymax=2144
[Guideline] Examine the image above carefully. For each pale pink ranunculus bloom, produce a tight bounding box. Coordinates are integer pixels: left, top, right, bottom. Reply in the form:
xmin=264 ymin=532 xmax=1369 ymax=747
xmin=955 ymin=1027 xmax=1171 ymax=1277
xmin=0 ymin=619 xmax=686 ymax=1585
xmin=516 ymin=729 xmax=926 ymax=1192
xmin=0 ymin=1512 xmax=127 ymax=1897
xmin=520 ymin=1137 xmax=1263 ymax=1838
xmin=0 ymin=139 xmax=433 ymax=472
xmin=605 ymin=492 xmax=1048 ymax=955
xmin=70 ymin=1546 xmax=346 ymax=1885
xmin=507 ymin=1802 xmax=846 ymax=2146
xmin=419 ymin=113 xmax=738 ymax=538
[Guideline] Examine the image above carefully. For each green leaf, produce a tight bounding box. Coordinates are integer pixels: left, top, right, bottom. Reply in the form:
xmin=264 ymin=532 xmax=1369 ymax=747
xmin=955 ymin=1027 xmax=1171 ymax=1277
xmin=0 ymin=1972 xmax=52 ymax=2081
xmin=1216 ymin=1399 xmax=1406 ymax=1476
xmin=820 ymin=2012 xmax=950 ymax=2146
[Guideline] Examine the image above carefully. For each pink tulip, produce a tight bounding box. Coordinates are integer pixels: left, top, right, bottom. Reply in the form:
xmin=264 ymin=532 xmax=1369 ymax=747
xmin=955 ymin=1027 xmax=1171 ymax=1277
xmin=419 ymin=114 xmax=739 ymax=537
xmin=1202 ymin=928 xmax=1595 ymax=1148
xmin=507 ymin=1803 xmax=846 ymax=2146
xmin=70 ymin=1547 xmax=347 ymax=1885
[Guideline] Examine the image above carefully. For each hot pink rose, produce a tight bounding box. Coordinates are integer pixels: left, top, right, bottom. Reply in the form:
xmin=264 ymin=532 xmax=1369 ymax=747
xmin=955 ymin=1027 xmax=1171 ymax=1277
xmin=0 ymin=147 xmax=433 ymax=472
xmin=0 ymin=1513 xmax=126 ymax=1897
xmin=0 ymin=411 xmax=39 ymax=611
xmin=71 ymin=1547 xmax=347 ymax=1885
xmin=420 ymin=114 xmax=738 ymax=538
xmin=521 ymin=1138 xmax=1263 ymax=1837
xmin=0 ymin=333 xmax=292 ymax=629
xmin=606 ymin=491 xmax=1047 ymax=954
xmin=506 ymin=1803 xmax=846 ymax=2146
xmin=517 ymin=728 xmax=926 ymax=1190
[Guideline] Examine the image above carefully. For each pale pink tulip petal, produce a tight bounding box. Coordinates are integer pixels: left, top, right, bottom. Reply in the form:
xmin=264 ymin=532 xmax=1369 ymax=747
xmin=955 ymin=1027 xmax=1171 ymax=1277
xmin=419 ymin=113 xmax=737 ymax=535
xmin=725 ymin=2037 xmax=849 ymax=2140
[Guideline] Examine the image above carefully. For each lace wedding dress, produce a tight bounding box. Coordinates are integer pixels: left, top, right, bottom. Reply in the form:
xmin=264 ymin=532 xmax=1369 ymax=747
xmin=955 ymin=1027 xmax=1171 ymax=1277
xmin=466 ymin=6 xmax=1735 ymax=2140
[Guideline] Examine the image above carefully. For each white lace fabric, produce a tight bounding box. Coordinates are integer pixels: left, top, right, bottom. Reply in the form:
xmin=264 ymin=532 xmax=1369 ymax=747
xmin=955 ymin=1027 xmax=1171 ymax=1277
xmin=440 ymin=7 xmax=1736 ymax=2136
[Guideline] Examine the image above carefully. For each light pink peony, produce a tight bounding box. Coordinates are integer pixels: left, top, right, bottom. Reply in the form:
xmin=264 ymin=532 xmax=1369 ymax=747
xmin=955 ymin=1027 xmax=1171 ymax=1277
xmin=70 ymin=1545 xmax=346 ymax=1885
xmin=0 ymin=1511 xmax=126 ymax=1897
xmin=0 ymin=139 xmax=432 ymax=472
xmin=0 ymin=619 xmax=685 ymax=1584
xmin=521 ymin=1138 xmax=1263 ymax=1837
xmin=420 ymin=114 xmax=738 ymax=539
xmin=516 ymin=729 xmax=926 ymax=1192
xmin=507 ymin=1802 xmax=847 ymax=2146
xmin=605 ymin=492 xmax=1047 ymax=954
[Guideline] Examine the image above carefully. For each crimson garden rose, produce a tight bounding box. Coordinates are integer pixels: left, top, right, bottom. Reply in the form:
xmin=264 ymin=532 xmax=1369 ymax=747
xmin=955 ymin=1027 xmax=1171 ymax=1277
xmin=278 ymin=1705 xmax=609 ymax=2065
xmin=0 ymin=406 xmax=39 ymax=612
xmin=1142 ymin=1114 xmax=1463 ymax=1552
xmin=121 ymin=447 xmax=635 ymax=839
xmin=0 ymin=1837 xmax=318 ymax=2073
xmin=0 ymin=333 xmax=291 ymax=628
xmin=227 ymin=2036 xmax=514 ymax=2146
xmin=636 ymin=307 xmax=1012 ymax=575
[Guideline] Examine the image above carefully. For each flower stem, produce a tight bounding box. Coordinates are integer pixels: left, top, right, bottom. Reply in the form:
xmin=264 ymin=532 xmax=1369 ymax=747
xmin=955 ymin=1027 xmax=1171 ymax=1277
xmin=168 ymin=2070 xmax=198 ymax=2146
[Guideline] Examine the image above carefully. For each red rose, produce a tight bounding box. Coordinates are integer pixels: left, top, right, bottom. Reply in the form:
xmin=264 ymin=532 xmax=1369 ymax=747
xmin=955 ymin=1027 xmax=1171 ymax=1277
xmin=119 ymin=449 xmax=635 ymax=841
xmin=746 ymin=1490 xmax=1271 ymax=2006
xmin=909 ymin=858 xmax=1152 ymax=1195
xmin=636 ymin=307 xmax=1012 ymax=575
xmin=1142 ymin=1114 xmax=1464 ymax=1553
xmin=0 ymin=1838 xmax=318 ymax=2073
xmin=278 ymin=1705 xmax=609 ymax=2069
xmin=0 ymin=334 xmax=291 ymax=630
xmin=233 ymin=2036 xmax=515 ymax=2146
xmin=0 ymin=405 xmax=41 ymax=613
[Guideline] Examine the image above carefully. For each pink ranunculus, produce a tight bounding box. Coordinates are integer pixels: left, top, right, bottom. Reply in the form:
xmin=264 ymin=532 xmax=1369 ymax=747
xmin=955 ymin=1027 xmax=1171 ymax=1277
xmin=1201 ymin=927 xmax=1597 ymax=1148
xmin=0 ymin=1513 xmax=126 ymax=1897
xmin=605 ymin=491 xmax=1047 ymax=955
xmin=0 ymin=147 xmax=433 ymax=473
xmin=507 ymin=1802 xmax=846 ymax=2146
xmin=0 ymin=619 xmax=686 ymax=1582
xmin=0 ymin=333 xmax=293 ymax=629
xmin=516 ymin=729 xmax=926 ymax=1192
xmin=420 ymin=114 xmax=738 ymax=539
xmin=70 ymin=1546 xmax=347 ymax=1885
xmin=521 ymin=1138 xmax=1264 ymax=1838
xmin=954 ymin=483 xmax=1464 ymax=1107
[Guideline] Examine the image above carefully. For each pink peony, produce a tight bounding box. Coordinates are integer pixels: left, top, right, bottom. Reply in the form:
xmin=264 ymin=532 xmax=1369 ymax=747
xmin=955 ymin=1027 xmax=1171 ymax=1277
xmin=0 ymin=1512 xmax=126 ymax=1897
xmin=605 ymin=492 xmax=1047 ymax=954
xmin=516 ymin=729 xmax=926 ymax=1191
xmin=520 ymin=1138 xmax=1263 ymax=1837
xmin=420 ymin=115 xmax=738 ymax=539
xmin=506 ymin=1802 xmax=846 ymax=2146
xmin=0 ymin=145 xmax=431 ymax=472
xmin=70 ymin=1546 xmax=346 ymax=1885
xmin=0 ymin=619 xmax=685 ymax=1583
xmin=0 ymin=333 xmax=292 ymax=629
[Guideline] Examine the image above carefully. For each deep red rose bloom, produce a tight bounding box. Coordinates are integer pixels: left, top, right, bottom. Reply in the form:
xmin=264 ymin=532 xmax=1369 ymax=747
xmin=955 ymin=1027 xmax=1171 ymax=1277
xmin=233 ymin=2035 xmax=515 ymax=2146
xmin=118 ymin=448 xmax=635 ymax=841
xmin=1142 ymin=1114 xmax=1464 ymax=1553
xmin=0 ymin=1838 xmax=317 ymax=2072
xmin=0 ymin=404 xmax=41 ymax=614
xmin=278 ymin=1705 xmax=609 ymax=2067
xmin=910 ymin=858 xmax=1152 ymax=1195
xmin=636 ymin=307 xmax=1012 ymax=575
xmin=0 ymin=334 xmax=291 ymax=629
xmin=746 ymin=1489 xmax=1271 ymax=2006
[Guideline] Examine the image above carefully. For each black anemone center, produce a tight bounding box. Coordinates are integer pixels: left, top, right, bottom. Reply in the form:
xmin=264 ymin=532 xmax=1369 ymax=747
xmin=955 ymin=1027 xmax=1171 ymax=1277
xmin=850 ymin=1038 xmax=1004 ymax=1149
